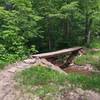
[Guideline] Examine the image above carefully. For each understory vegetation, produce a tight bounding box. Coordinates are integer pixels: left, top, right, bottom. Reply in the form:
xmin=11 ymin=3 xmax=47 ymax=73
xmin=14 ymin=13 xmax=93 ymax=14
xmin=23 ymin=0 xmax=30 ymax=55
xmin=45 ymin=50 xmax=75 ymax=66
xmin=75 ymin=50 xmax=100 ymax=70
xmin=16 ymin=66 xmax=100 ymax=97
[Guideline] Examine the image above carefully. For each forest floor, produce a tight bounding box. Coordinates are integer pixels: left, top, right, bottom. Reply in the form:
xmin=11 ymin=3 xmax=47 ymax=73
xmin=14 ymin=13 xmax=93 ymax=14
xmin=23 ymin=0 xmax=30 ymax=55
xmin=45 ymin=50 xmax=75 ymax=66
xmin=0 ymin=58 xmax=100 ymax=100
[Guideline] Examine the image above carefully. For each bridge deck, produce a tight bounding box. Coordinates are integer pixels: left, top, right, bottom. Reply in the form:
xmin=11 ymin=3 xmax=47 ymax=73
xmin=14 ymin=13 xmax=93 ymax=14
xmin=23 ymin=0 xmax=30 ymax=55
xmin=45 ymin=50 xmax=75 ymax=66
xmin=32 ymin=47 xmax=82 ymax=58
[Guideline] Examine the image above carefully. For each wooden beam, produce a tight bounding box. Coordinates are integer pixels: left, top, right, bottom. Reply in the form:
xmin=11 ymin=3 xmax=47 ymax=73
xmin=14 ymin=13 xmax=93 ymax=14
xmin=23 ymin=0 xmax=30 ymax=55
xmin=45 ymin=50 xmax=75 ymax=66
xmin=32 ymin=47 xmax=83 ymax=58
xmin=60 ymin=50 xmax=79 ymax=68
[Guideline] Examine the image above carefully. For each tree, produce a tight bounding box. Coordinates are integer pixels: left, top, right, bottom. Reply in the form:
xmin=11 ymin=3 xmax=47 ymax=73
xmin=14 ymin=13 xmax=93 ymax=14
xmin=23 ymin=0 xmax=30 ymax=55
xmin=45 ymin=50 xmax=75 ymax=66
xmin=0 ymin=0 xmax=41 ymax=61
xmin=78 ymin=0 xmax=100 ymax=46
xmin=0 ymin=0 xmax=100 ymax=64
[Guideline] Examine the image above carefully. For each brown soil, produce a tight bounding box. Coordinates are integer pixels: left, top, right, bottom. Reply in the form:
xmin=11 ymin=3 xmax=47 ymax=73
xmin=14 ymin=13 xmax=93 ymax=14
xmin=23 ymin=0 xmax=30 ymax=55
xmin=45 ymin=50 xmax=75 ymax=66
xmin=63 ymin=65 xmax=92 ymax=75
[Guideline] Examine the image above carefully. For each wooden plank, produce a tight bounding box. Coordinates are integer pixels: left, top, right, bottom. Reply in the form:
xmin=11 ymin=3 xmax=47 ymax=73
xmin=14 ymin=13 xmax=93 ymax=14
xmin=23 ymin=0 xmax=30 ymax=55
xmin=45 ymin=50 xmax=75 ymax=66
xmin=32 ymin=47 xmax=83 ymax=58
xmin=60 ymin=50 xmax=79 ymax=68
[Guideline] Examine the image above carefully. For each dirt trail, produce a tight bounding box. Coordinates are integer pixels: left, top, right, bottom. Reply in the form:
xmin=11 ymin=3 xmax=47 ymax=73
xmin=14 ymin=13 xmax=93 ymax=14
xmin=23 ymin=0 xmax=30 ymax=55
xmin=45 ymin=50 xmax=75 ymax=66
xmin=0 ymin=59 xmax=100 ymax=100
xmin=0 ymin=60 xmax=36 ymax=100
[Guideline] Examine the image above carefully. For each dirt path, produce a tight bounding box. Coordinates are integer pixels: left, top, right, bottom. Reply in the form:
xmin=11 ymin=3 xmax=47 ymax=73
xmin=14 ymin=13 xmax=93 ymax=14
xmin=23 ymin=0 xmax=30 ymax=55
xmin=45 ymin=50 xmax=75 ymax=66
xmin=0 ymin=59 xmax=36 ymax=100
xmin=0 ymin=59 xmax=100 ymax=100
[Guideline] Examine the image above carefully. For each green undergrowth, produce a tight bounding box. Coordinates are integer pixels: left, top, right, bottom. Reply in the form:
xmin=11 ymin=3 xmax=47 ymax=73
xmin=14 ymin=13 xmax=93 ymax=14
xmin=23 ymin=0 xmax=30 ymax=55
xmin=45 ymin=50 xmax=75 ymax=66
xmin=75 ymin=50 xmax=100 ymax=70
xmin=15 ymin=66 xmax=68 ymax=96
xmin=0 ymin=61 xmax=7 ymax=70
xmin=0 ymin=54 xmax=27 ymax=70
xmin=67 ymin=73 xmax=100 ymax=91
xmin=90 ymin=39 xmax=100 ymax=49
xmin=15 ymin=66 xmax=100 ymax=97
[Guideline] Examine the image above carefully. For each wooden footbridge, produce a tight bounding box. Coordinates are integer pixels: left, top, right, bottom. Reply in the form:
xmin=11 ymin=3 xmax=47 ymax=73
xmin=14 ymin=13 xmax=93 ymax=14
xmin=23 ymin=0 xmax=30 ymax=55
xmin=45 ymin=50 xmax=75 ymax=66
xmin=26 ymin=47 xmax=84 ymax=73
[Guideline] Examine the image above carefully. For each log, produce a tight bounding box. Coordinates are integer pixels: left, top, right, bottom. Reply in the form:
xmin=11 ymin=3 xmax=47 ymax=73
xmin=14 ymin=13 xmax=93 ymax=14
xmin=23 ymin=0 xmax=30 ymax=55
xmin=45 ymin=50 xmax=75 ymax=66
xmin=32 ymin=47 xmax=83 ymax=58
xmin=41 ymin=58 xmax=67 ymax=74
xmin=60 ymin=51 xmax=79 ymax=68
xmin=26 ymin=58 xmax=67 ymax=74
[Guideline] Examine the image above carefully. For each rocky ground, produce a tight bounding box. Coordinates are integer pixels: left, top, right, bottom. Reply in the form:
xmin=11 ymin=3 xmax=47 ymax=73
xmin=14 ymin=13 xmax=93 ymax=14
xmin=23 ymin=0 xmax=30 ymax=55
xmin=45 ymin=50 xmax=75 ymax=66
xmin=64 ymin=64 xmax=100 ymax=75
xmin=0 ymin=59 xmax=100 ymax=100
xmin=61 ymin=88 xmax=100 ymax=100
xmin=0 ymin=59 xmax=35 ymax=100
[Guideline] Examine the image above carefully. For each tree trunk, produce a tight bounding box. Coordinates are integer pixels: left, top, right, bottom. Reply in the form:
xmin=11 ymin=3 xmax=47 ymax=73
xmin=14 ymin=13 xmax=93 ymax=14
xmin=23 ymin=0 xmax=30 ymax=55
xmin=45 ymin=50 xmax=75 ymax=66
xmin=47 ymin=18 xmax=52 ymax=51
xmin=84 ymin=14 xmax=92 ymax=46
xmin=84 ymin=14 xmax=89 ymax=45
xmin=63 ymin=18 xmax=70 ymax=39
xmin=87 ymin=31 xmax=91 ymax=46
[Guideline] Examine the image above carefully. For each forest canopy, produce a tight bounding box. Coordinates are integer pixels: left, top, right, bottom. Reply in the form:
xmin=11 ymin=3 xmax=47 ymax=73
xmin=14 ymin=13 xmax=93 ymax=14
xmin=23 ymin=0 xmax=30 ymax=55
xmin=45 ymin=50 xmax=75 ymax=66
xmin=0 ymin=0 xmax=100 ymax=63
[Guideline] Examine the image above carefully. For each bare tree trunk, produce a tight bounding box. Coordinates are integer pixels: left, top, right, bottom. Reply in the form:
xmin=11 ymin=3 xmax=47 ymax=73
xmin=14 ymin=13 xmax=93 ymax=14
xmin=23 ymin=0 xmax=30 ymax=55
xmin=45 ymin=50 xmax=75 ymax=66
xmin=84 ymin=14 xmax=92 ymax=46
xmin=46 ymin=18 xmax=52 ymax=51
xmin=87 ymin=31 xmax=91 ymax=46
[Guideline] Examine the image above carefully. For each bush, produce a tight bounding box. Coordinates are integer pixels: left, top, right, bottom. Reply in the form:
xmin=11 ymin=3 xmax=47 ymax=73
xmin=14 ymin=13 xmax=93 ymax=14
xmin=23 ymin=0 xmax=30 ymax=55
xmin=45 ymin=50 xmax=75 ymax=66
xmin=0 ymin=54 xmax=21 ymax=70
xmin=0 ymin=42 xmax=37 ymax=70
xmin=90 ymin=39 xmax=100 ymax=48
xmin=75 ymin=50 xmax=100 ymax=70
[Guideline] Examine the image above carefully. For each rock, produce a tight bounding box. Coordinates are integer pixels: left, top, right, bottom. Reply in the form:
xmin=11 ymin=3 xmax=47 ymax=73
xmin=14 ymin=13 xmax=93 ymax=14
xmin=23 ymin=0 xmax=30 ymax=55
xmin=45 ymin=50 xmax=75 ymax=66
xmin=8 ymin=67 xmax=18 ymax=73
xmin=84 ymin=64 xmax=93 ymax=71
xmin=84 ymin=90 xmax=100 ymax=100
xmin=24 ymin=59 xmax=36 ymax=64
xmin=75 ymin=88 xmax=84 ymax=95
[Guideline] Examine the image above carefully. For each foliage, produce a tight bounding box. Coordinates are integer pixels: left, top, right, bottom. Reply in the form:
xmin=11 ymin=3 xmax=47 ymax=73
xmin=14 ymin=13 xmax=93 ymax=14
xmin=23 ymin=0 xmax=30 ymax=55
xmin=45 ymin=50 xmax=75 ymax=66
xmin=16 ymin=66 xmax=100 ymax=97
xmin=90 ymin=39 xmax=100 ymax=48
xmin=75 ymin=50 xmax=100 ymax=70
xmin=67 ymin=73 xmax=100 ymax=92
xmin=0 ymin=0 xmax=41 ymax=67
xmin=0 ymin=0 xmax=100 ymax=67
xmin=31 ymin=0 xmax=100 ymax=50
xmin=15 ymin=66 xmax=68 ymax=96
